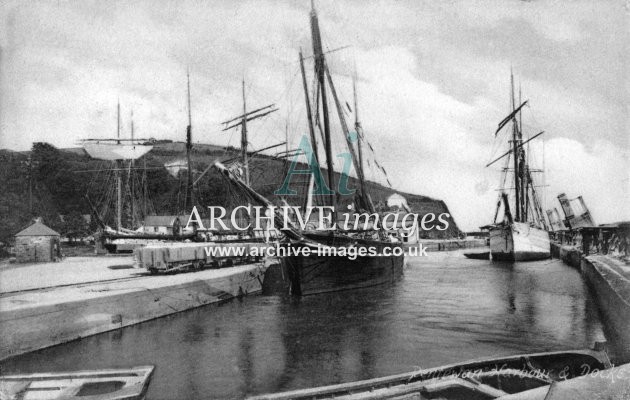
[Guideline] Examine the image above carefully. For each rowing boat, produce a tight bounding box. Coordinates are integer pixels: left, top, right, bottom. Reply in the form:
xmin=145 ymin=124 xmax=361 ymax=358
xmin=0 ymin=365 xmax=154 ymax=400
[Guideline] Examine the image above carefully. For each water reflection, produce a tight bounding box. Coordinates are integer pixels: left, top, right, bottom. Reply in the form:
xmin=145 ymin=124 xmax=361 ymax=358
xmin=0 ymin=252 xmax=613 ymax=399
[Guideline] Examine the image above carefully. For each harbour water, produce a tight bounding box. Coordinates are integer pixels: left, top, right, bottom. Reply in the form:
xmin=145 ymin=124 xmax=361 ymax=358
xmin=1 ymin=251 xmax=607 ymax=399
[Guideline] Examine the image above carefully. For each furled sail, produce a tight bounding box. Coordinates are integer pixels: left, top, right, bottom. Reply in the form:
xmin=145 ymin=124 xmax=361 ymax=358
xmin=83 ymin=142 xmax=153 ymax=161
xmin=495 ymin=100 xmax=528 ymax=136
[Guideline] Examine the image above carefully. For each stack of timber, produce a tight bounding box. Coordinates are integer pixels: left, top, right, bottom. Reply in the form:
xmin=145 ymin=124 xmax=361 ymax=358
xmin=135 ymin=242 xmax=273 ymax=273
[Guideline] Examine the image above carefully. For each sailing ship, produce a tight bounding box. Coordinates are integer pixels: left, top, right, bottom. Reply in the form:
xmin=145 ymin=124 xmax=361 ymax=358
xmin=484 ymin=73 xmax=551 ymax=261
xmin=82 ymin=99 xmax=195 ymax=253
xmin=213 ymin=3 xmax=404 ymax=295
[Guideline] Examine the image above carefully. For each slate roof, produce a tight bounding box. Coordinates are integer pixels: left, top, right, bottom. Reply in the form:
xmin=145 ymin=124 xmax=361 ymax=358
xmin=144 ymin=215 xmax=181 ymax=227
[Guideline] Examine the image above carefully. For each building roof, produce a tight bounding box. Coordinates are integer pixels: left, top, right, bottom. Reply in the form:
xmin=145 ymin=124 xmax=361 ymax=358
xmin=15 ymin=221 xmax=60 ymax=237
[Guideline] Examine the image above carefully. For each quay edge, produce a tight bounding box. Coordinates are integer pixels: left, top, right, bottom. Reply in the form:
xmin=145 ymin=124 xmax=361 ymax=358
xmin=551 ymin=239 xmax=630 ymax=358
xmin=550 ymin=242 xmax=582 ymax=268
xmin=581 ymin=255 xmax=630 ymax=352
xmin=0 ymin=261 xmax=271 ymax=361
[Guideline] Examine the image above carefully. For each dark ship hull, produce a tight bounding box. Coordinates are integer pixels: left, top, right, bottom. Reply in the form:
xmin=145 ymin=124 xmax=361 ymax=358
xmin=263 ymin=233 xmax=405 ymax=296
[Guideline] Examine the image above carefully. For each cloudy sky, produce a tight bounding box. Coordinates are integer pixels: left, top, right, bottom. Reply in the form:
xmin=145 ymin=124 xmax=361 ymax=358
xmin=0 ymin=0 xmax=628 ymax=230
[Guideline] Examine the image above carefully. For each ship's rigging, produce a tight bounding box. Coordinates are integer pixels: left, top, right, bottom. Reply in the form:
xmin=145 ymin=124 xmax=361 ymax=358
xmin=81 ymin=102 xmax=154 ymax=232
xmin=487 ymin=71 xmax=550 ymax=231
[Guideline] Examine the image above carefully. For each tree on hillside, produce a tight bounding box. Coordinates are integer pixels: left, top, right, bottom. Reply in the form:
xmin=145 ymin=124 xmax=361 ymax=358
xmin=31 ymin=142 xmax=87 ymax=215
xmin=0 ymin=152 xmax=32 ymax=242
xmin=62 ymin=211 xmax=89 ymax=242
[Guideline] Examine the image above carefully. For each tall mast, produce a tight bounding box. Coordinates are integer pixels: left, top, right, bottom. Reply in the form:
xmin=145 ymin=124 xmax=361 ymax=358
xmin=130 ymin=110 xmax=134 ymax=142
xmin=220 ymin=93 xmax=277 ymax=187
xmin=115 ymin=102 xmax=122 ymax=230
xmin=511 ymin=69 xmax=520 ymax=222
xmin=300 ymin=49 xmax=319 ymax=210
xmin=310 ymin=2 xmax=336 ymax=213
xmin=116 ymin=100 xmax=121 ymax=143
xmin=519 ymin=81 xmax=528 ymax=222
xmin=184 ymin=71 xmax=194 ymax=212
xmin=143 ymin=156 xmax=147 ymax=220
xmin=353 ymin=72 xmax=366 ymax=202
xmin=299 ymin=49 xmax=319 ymax=166
xmin=325 ymin=66 xmax=374 ymax=213
xmin=241 ymin=79 xmax=250 ymax=186
xmin=130 ymin=110 xmax=135 ymax=228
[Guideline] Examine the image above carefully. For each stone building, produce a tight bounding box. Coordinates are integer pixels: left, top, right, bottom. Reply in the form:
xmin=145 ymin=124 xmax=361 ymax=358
xmin=14 ymin=220 xmax=61 ymax=263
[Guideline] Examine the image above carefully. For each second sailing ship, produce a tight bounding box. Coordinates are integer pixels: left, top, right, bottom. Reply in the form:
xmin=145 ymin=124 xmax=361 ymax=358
xmin=484 ymin=73 xmax=551 ymax=261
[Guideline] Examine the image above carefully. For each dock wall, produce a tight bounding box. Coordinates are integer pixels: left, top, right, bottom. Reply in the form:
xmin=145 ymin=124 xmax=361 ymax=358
xmin=581 ymin=256 xmax=630 ymax=348
xmin=551 ymin=242 xmax=630 ymax=357
xmin=0 ymin=263 xmax=268 ymax=361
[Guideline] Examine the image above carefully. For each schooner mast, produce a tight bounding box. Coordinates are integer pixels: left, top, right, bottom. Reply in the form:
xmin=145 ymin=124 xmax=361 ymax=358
xmin=184 ymin=71 xmax=194 ymax=212
xmin=352 ymin=71 xmax=371 ymax=212
xmin=309 ymin=3 xmax=336 ymax=214
xmin=299 ymin=49 xmax=319 ymax=211
xmin=510 ymin=71 xmax=522 ymax=222
xmin=129 ymin=110 xmax=135 ymax=228
xmin=309 ymin=2 xmax=374 ymax=214
xmin=116 ymin=101 xmax=122 ymax=230
xmin=353 ymin=73 xmax=365 ymax=185
xmin=81 ymin=102 xmax=153 ymax=232
xmin=241 ymin=80 xmax=250 ymax=186
xmin=221 ymin=82 xmax=278 ymax=188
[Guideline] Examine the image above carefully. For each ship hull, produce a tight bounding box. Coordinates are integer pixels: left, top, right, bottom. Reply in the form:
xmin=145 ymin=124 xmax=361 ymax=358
xmin=489 ymin=221 xmax=550 ymax=261
xmin=263 ymin=234 xmax=405 ymax=296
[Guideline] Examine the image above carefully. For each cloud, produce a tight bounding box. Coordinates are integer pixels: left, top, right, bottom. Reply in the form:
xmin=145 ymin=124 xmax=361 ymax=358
xmin=0 ymin=0 xmax=627 ymax=230
xmin=541 ymin=138 xmax=630 ymax=224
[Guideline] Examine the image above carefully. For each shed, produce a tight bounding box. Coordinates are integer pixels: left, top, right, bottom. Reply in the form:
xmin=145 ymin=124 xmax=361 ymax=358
xmin=142 ymin=216 xmax=183 ymax=235
xmin=15 ymin=221 xmax=61 ymax=263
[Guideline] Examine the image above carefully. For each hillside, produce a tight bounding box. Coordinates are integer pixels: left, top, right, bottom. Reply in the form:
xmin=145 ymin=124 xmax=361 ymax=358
xmin=0 ymin=141 xmax=462 ymax=244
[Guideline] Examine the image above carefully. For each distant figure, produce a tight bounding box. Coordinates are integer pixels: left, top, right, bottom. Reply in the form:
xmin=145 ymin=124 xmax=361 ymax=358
xmin=53 ymin=242 xmax=61 ymax=261
xmin=583 ymin=233 xmax=591 ymax=256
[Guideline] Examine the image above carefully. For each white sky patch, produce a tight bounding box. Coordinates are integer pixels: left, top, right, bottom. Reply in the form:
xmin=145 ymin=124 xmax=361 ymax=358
xmin=0 ymin=0 xmax=627 ymax=230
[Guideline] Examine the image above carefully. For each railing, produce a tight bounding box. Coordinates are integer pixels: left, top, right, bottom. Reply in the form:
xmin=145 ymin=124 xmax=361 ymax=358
xmin=579 ymin=226 xmax=629 ymax=257
xmin=550 ymin=225 xmax=629 ymax=258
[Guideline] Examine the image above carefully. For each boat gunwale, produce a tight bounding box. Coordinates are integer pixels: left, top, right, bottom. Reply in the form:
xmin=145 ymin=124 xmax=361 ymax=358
xmin=246 ymin=349 xmax=610 ymax=400
xmin=0 ymin=365 xmax=154 ymax=382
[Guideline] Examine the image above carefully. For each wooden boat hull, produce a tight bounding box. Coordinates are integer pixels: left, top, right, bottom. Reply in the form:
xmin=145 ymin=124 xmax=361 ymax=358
xmin=263 ymin=235 xmax=405 ymax=296
xmin=497 ymin=363 xmax=630 ymax=399
xmin=247 ymin=350 xmax=610 ymax=400
xmin=489 ymin=222 xmax=550 ymax=261
xmin=464 ymin=251 xmax=490 ymax=260
xmin=0 ymin=365 xmax=154 ymax=400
